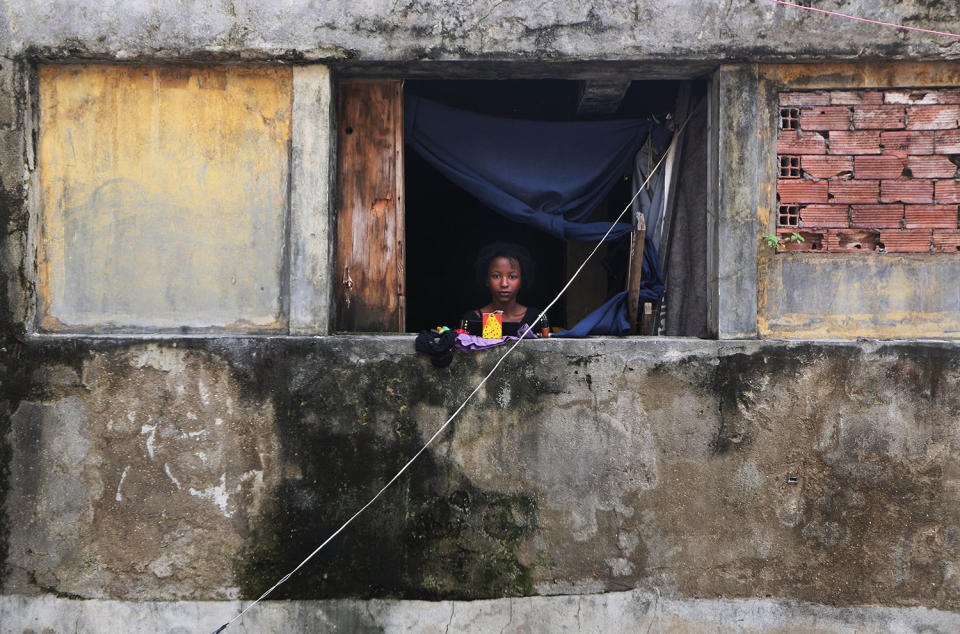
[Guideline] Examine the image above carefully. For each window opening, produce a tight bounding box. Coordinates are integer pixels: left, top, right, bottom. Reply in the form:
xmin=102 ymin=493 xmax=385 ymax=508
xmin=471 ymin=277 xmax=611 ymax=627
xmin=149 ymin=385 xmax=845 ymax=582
xmin=402 ymin=79 xmax=708 ymax=335
xmin=779 ymin=156 xmax=801 ymax=178
xmin=780 ymin=107 xmax=800 ymax=130
xmin=778 ymin=204 xmax=801 ymax=227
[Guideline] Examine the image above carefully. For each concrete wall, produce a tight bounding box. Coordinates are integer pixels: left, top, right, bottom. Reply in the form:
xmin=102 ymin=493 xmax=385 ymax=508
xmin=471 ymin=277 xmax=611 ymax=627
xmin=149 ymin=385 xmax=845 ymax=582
xmin=2 ymin=1 xmax=960 ymax=63
xmin=36 ymin=65 xmax=291 ymax=332
xmin=4 ymin=337 xmax=960 ymax=615
xmin=6 ymin=592 xmax=960 ymax=633
xmin=756 ymin=63 xmax=960 ymax=338
xmin=4 ymin=2 xmax=960 ymax=632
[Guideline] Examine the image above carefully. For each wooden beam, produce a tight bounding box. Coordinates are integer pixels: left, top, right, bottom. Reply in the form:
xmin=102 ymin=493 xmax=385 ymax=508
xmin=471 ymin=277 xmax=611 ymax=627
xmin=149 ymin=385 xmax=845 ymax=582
xmin=626 ymin=214 xmax=647 ymax=334
xmin=577 ymin=79 xmax=632 ymax=116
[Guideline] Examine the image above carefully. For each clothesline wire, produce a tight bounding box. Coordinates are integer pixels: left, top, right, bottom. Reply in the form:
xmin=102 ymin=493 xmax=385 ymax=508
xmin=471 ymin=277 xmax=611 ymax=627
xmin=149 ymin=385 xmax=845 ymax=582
xmin=766 ymin=0 xmax=960 ymax=39
xmin=211 ymin=113 xmax=692 ymax=634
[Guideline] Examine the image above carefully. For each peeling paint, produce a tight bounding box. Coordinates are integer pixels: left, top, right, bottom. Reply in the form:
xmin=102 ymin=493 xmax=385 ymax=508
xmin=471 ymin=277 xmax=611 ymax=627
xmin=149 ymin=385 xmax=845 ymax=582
xmin=35 ymin=65 xmax=292 ymax=333
xmin=189 ymin=473 xmax=231 ymax=518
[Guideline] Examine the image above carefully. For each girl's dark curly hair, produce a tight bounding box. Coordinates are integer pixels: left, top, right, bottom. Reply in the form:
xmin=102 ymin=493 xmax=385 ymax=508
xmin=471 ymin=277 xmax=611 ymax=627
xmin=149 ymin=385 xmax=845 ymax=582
xmin=474 ymin=242 xmax=535 ymax=291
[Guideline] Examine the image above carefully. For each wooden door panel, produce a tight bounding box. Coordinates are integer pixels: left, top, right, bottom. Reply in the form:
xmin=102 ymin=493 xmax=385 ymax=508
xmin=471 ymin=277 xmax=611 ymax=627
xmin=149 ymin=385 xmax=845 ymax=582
xmin=336 ymin=79 xmax=405 ymax=331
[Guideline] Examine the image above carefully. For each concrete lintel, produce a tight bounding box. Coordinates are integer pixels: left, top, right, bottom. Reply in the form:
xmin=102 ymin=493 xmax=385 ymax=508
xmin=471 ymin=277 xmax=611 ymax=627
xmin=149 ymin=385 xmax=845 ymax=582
xmin=289 ymin=64 xmax=333 ymax=335
xmin=3 ymin=592 xmax=960 ymax=633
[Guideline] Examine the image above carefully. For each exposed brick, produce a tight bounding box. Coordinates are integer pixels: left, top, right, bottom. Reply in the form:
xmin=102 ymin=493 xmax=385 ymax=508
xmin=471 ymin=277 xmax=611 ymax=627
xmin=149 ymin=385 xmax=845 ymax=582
xmin=775 ymin=230 xmax=826 ymax=252
xmin=853 ymin=155 xmax=905 ymax=179
xmin=904 ymin=204 xmax=958 ymax=228
xmin=778 ymin=130 xmax=827 ymax=155
xmin=932 ymin=229 xmax=960 ymax=252
xmin=803 ymin=106 xmax=851 ymax=131
xmin=778 ymin=180 xmax=829 ymax=203
xmin=905 ymin=155 xmax=958 ymax=178
xmin=877 ymin=229 xmax=933 ymax=253
xmin=880 ymin=179 xmax=933 ymax=203
xmin=881 ymin=130 xmax=934 ymax=155
xmin=831 ymin=91 xmax=883 ymax=105
xmin=780 ymin=92 xmax=831 ymax=106
xmin=801 ymin=155 xmax=852 ymax=179
xmin=885 ymin=89 xmax=960 ymax=105
xmin=906 ymin=105 xmax=960 ymax=130
xmin=829 ymin=130 xmax=882 ymax=155
xmin=934 ymin=129 xmax=960 ymax=153
xmin=851 ymin=204 xmax=904 ymax=228
xmin=828 ymin=180 xmax=879 ymax=204
xmin=853 ymin=105 xmax=905 ymax=129
xmin=935 ymin=180 xmax=960 ymax=203
xmin=825 ymin=228 xmax=881 ymax=252
xmin=800 ymin=204 xmax=849 ymax=228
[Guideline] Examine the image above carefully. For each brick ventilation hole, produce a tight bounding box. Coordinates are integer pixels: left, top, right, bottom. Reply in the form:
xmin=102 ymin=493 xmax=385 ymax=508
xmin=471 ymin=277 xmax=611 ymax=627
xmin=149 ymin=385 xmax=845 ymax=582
xmin=778 ymin=204 xmax=801 ymax=227
xmin=775 ymin=88 xmax=960 ymax=253
xmin=779 ymin=156 xmax=801 ymax=178
xmin=780 ymin=108 xmax=800 ymax=131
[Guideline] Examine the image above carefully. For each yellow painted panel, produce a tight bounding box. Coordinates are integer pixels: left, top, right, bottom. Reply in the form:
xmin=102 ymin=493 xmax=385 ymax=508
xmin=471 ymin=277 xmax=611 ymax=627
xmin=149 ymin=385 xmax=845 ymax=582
xmin=38 ymin=65 xmax=292 ymax=331
xmin=761 ymin=62 xmax=960 ymax=90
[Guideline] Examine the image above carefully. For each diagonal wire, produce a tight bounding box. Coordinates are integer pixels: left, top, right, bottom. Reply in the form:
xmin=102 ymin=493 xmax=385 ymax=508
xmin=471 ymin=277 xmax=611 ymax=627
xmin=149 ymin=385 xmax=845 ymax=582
xmin=211 ymin=113 xmax=691 ymax=634
xmin=766 ymin=0 xmax=960 ymax=39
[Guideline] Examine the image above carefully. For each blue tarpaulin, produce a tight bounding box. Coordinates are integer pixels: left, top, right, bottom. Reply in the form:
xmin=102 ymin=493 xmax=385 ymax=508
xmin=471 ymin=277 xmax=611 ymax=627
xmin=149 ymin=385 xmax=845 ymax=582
xmin=405 ymin=94 xmax=669 ymax=335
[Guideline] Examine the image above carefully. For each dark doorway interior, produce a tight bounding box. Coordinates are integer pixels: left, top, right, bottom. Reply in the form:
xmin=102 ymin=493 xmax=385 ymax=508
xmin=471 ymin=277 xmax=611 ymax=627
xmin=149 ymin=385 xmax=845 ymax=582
xmin=403 ymin=79 xmax=688 ymax=333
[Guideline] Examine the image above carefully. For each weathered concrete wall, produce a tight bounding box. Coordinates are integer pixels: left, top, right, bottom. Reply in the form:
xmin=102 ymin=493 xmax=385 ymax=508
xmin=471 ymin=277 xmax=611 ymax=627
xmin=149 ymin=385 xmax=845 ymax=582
xmin=3 ymin=337 xmax=960 ymax=614
xmin=756 ymin=63 xmax=960 ymax=338
xmin=760 ymin=255 xmax=960 ymax=338
xmin=4 ymin=3 xmax=960 ymax=631
xmin=3 ymin=1 xmax=960 ymax=63
xmin=6 ymin=592 xmax=960 ymax=633
xmin=36 ymin=64 xmax=291 ymax=332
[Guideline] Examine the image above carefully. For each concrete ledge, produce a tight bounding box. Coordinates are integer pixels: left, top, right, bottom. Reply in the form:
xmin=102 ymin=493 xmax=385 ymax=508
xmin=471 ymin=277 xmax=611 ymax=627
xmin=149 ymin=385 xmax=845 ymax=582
xmin=3 ymin=592 xmax=960 ymax=633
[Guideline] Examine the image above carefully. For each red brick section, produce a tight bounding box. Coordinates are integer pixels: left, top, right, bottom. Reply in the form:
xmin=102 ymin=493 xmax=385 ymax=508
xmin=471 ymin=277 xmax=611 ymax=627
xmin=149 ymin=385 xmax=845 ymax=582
xmin=803 ymin=106 xmax=851 ymax=130
xmin=933 ymin=229 xmax=960 ymax=252
xmin=881 ymin=130 xmax=933 ymax=155
xmin=935 ymin=180 xmax=960 ymax=203
xmin=825 ymin=229 xmax=881 ymax=252
xmin=878 ymin=229 xmax=933 ymax=253
xmin=801 ymin=204 xmax=849 ymax=227
xmin=853 ymin=155 xmax=905 ymax=179
xmin=831 ymin=91 xmax=883 ymax=105
xmin=830 ymin=131 xmax=882 ymax=154
xmin=779 ymin=180 xmax=829 ymax=203
xmin=777 ymin=130 xmax=827 ymax=155
xmin=776 ymin=230 xmax=826 ymax=252
xmin=934 ymin=129 xmax=960 ymax=153
xmin=904 ymin=204 xmax=958 ymax=228
xmin=885 ymin=90 xmax=960 ymax=105
xmin=853 ymin=105 xmax=905 ymax=129
xmin=881 ymin=180 xmax=933 ymax=203
xmin=780 ymin=92 xmax=830 ymax=106
xmin=851 ymin=204 xmax=903 ymax=228
xmin=905 ymin=156 xmax=957 ymax=179
xmin=829 ymin=180 xmax=878 ymax=204
xmin=906 ymin=105 xmax=960 ymax=130
xmin=802 ymin=156 xmax=852 ymax=179
xmin=777 ymin=88 xmax=960 ymax=254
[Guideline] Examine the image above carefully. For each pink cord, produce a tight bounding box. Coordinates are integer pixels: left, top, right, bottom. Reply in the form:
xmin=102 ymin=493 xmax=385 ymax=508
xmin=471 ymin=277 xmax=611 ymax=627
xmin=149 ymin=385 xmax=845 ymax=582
xmin=766 ymin=0 xmax=960 ymax=39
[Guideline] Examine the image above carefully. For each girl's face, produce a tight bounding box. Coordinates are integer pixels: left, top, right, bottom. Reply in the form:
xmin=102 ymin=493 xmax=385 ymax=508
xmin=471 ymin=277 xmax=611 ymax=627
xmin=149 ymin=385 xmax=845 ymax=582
xmin=486 ymin=256 xmax=522 ymax=305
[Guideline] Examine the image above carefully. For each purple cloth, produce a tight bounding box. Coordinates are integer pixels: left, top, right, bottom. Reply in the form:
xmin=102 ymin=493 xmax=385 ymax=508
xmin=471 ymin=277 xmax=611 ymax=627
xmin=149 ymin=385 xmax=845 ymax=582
xmin=455 ymin=324 xmax=539 ymax=352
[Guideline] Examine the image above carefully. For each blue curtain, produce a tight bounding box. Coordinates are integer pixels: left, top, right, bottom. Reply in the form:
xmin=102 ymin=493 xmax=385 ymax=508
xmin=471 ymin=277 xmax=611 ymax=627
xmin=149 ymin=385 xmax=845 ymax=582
xmin=405 ymin=95 xmax=669 ymax=335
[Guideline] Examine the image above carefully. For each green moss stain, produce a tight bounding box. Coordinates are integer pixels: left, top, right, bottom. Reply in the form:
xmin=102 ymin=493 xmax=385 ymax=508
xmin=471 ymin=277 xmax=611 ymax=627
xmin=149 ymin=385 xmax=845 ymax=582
xmin=235 ymin=347 xmax=539 ymax=600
